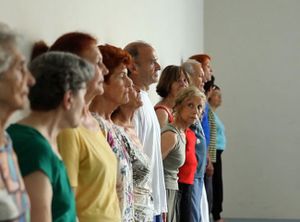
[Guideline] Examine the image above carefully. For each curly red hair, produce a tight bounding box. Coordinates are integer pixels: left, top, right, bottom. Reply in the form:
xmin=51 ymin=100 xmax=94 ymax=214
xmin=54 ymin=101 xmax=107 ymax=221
xmin=189 ymin=54 xmax=211 ymax=64
xmin=99 ymin=44 xmax=132 ymax=82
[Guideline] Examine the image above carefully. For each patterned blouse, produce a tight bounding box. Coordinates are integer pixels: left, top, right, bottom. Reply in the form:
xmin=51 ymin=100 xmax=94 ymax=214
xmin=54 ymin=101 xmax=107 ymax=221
xmin=0 ymin=132 xmax=30 ymax=222
xmin=121 ymin=126 xmax=154 ymax=221
xmin=93 ymin=114 xmax=134 ymax=222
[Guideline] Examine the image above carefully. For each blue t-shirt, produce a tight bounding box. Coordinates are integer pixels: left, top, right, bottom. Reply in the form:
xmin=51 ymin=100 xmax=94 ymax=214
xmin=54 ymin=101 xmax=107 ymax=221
xmin=213 ymin=112 xmax=226 ymax=151
xmin=201 ymin=103 xmax=210 ymax=149
xmin=190 ymin=120 xmax=207 ymax=179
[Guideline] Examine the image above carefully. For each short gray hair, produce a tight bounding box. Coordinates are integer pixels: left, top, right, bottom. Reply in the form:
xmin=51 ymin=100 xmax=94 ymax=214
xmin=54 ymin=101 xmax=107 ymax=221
xmin=181 ymin=59 xmax=201 ymax=76
xmin=0 ymin=23 xmax=19 ymax=75
xmin=29 ymin=51 xmax=95 ymax=111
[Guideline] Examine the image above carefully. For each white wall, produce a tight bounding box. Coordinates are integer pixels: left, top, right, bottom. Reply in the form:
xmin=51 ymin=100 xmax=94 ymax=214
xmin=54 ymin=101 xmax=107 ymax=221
xmin=1 ymin=0 xmax=204 ymax=121
xmin=204 ymin=0 xmax=300 ymax=219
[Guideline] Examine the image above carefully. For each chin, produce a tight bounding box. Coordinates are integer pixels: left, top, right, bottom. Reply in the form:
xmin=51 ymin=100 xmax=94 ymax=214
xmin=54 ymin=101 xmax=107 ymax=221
xmin=71 ymin=122 xmax=80 ymax=129
xmin=13 ymin=98 xmax=27 ymax=110
xmin=136 ymin=103 xmax=143 ymax=108
xmin=97 ymin=88 xmax=104 ymax=96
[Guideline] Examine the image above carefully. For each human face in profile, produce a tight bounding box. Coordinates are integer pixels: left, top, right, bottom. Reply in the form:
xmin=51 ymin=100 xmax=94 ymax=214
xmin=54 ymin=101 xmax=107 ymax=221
xmin=81 ymin=44 xmax=108 ymax=99
xmin=0 ymin=47 xmax=35 ymax=111
xmin=103 ymin=64 xmax=133 ymax=106
xmin=135 ymin=46 xmax=161 ymax=87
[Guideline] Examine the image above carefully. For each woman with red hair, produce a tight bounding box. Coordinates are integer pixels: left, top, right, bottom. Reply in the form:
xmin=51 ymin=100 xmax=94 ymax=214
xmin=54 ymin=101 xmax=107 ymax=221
xmin=90 ymin=44 xmax=135 ymax=221
xmin=189 ymin=54 xmax=213 ymax=83
xmin=32 ymin=32 xmax=121 ymax=222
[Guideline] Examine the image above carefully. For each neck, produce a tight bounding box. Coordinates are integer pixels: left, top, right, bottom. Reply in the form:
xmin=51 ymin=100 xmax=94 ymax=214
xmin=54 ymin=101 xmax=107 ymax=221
xmin=18 ymin=110 xmax=63 ymax=144
xmin=136 ymin=83 xmax=149 ymax=91
xmin=159 ymin=96 xmax=175 ymax=110
xmin=0 ymin=106 xmax=15 ymax=146
xmin=209 ymin=104 xmax=217 ymax=112
xmin=172 ymin=117 xmax=189 ymax=132
xmin=112 ymin=106 xmax=135 ymax=127
xmin=90 ymin=96 xmax=118 ymax=121
xmin=131 ymin=76 xmax=149 ymax=91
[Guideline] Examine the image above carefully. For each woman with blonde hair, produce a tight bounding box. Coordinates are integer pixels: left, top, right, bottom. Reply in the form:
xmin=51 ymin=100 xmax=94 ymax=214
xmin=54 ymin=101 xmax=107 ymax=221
xmin=161 ymin=86 xmax=206 ymax=222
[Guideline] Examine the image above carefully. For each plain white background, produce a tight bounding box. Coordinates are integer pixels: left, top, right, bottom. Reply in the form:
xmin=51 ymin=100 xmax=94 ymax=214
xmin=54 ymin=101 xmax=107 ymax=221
xmin=204 ymin=0 xmax=300 ymax=219
xmin=1 ymin=0 xmax=204 ymax=121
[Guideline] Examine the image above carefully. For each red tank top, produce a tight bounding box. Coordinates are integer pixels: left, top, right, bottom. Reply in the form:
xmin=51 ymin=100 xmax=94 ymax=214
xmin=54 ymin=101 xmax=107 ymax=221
xmin=154 ymin=105 xmax=174 ymax=123
xmin=178 ymin=128 xmax=198 ymax=184
xmin=155 ymin=105 xmax=198 ymax=184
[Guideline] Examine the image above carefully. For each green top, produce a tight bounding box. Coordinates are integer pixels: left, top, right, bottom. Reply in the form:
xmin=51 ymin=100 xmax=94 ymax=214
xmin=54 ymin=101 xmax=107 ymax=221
xmin=7 ymin=124 xmax=76 ymax=222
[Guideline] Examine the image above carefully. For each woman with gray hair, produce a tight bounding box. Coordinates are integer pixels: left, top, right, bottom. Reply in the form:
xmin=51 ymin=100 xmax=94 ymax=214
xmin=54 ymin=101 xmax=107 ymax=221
xmin=7 ymin=51 xmax=94 ymax=222
xmin=0 ymin=22 xmax=34 ymax=222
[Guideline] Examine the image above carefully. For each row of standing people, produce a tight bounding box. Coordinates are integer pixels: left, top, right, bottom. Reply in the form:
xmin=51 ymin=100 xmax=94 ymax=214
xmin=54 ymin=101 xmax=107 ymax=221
xmin=154 ymin=59 xmax=227 ymax=222
xmin=0 ymin=22 xmax=226 ymax=222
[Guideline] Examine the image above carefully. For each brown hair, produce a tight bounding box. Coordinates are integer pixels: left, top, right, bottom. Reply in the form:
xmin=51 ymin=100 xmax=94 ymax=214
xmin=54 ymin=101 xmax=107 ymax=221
xmin=156 ymin=65 xmax=189 ymax=98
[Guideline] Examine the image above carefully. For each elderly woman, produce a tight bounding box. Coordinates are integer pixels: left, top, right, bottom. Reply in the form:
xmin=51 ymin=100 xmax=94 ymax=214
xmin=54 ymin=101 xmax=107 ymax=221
xmin=161 ymin=86 xmax=205 ymax=222
xmin=209 ymin=85 xmax=226 ymax=222
xmin=7 ymin=52 xmax=93 ymax=222
xmin=0 ymin=22 xmax=34 ymax=222
xmin=181 ymin=59 xmax=209 ymax=222
xmin=35 ymin=33 xmax=122 ymax=222
xmin=156 ymin=65 xmax=201 ymax=222
xmin=89 ymin=44 xmax=134 ymax=221
xmin=112 ymin=84 xmax=154 ymax=221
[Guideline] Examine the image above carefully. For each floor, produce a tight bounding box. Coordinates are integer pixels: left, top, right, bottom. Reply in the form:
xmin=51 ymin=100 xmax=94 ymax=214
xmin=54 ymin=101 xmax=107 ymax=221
xmin=226 ymin=219 xmax=300 ymax=222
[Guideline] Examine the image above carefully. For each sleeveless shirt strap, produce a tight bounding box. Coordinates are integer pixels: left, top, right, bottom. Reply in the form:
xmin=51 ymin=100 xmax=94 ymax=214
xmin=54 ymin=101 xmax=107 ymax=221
xmin=154 ymin=105 xmax=174 ymax=123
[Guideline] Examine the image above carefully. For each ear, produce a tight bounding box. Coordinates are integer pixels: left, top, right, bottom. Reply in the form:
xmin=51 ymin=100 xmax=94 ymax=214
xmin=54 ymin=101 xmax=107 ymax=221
xmin=127 ymin=62 xmax=138 ymax=75
xmin=62 ymin=90 xmax=73 ymax=110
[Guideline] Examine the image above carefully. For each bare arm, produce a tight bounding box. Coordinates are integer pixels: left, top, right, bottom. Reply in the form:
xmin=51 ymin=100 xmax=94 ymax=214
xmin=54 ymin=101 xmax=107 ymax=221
xmin=155 ymin=109 xmax=169 ymax=129
xmin=206 ymin=154 xmax=214 ymax=176
xmin=24 ymin=171 xmax=52 ymax=222
xmin=161 ymin=131 xmax=177 ymax=159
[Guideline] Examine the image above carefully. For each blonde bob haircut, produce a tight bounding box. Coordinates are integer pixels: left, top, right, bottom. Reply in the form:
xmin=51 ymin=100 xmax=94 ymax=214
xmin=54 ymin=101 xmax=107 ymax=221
xmin=174 ymin=86 xmax=206 ymax=115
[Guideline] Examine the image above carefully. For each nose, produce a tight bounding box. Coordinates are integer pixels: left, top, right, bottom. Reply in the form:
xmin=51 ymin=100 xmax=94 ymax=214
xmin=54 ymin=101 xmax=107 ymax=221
xmin=27 ymin=70 xmax=36 ymax=87
xmin=178 ymin=79 xmax=186 ymax=87
xmin=100 ymin=62 xmax=109 ymax=76
xmin=126 ymin=75 xmax=133 ymax=88
xmin=155 ymin=61 xmax=161 ymax=71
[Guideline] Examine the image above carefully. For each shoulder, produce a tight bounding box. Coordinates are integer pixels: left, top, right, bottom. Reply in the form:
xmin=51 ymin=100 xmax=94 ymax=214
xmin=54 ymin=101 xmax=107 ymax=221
xmin=11 ymin=136 xmax=55 ymax=179
xmin=58 ymin=127 xmax=80 ymax=140
xmin=8 ymin=125 xmax=52 ymax=158
xmin=155 ymin=107 xmax=169 ymax=116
